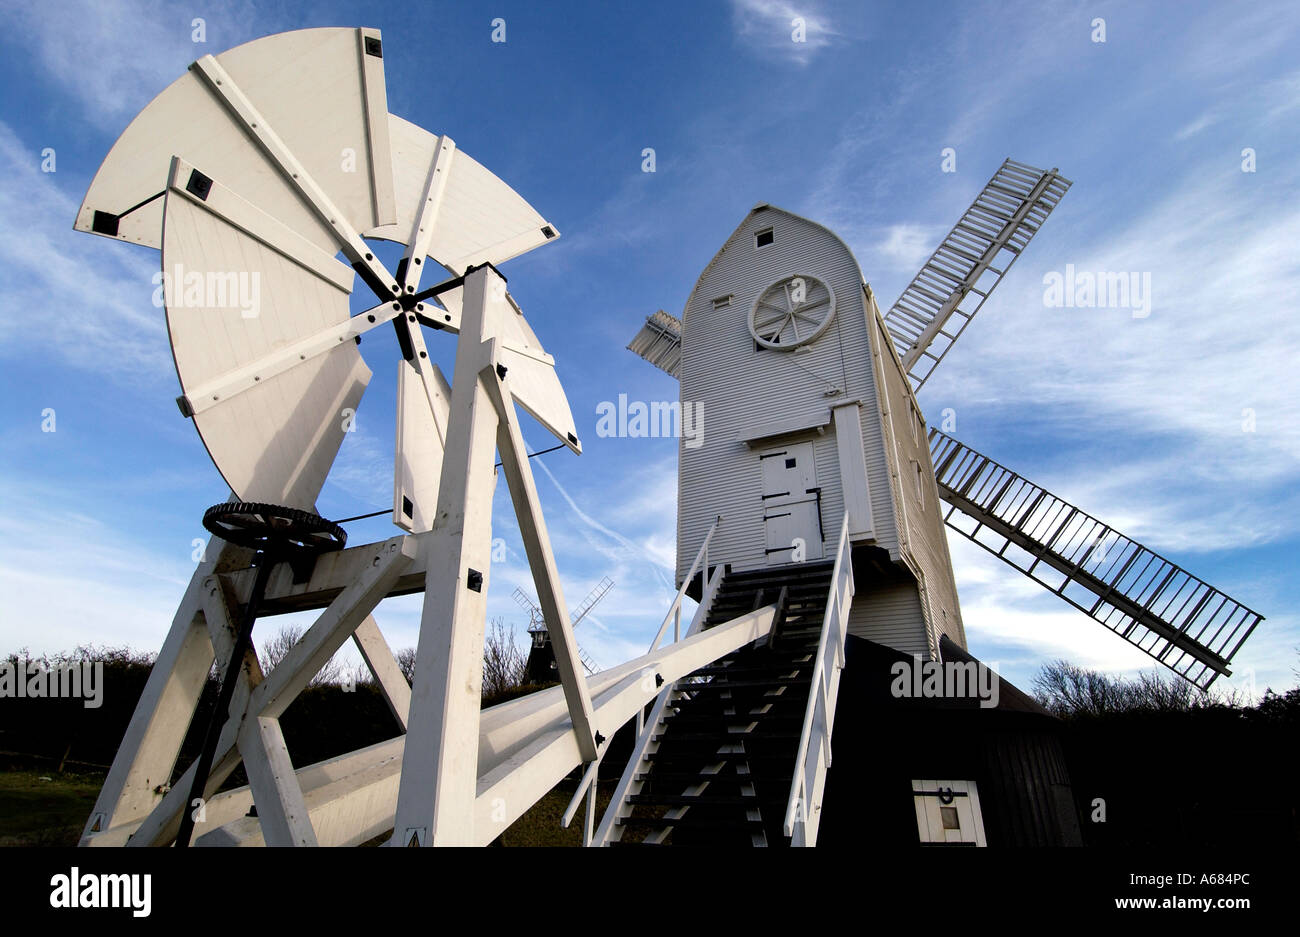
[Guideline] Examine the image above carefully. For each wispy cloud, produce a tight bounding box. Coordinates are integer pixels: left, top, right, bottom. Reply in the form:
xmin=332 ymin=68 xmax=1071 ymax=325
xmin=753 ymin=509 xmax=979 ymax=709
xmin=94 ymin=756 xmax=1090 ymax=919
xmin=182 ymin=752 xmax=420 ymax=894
xmin=0 ymin=119 xmax=171 ymax=382
xmin=730 ymin=0 xmax=840 ymax=65
xmin=872 ymin=223 xmax=943 ymax=276
xmin=1174 ymin=111 xmax=1220 ymax=140
xmin=0 ymin=0 xmax=260 ymax=131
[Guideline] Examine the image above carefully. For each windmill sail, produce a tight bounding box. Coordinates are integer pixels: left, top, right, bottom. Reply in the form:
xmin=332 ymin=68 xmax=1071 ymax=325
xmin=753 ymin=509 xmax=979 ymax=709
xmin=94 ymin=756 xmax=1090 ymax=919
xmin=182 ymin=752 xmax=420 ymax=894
xmin=627 ymin=310 xmax=682 ymax=377
xmin=570 ymin=576 xmax=614 ymax=627
xmin=929 ymin=430 xmax=1262 ymax=690
xmin=519 ymin=578 xmax=611 ymax=675
xmin=884 ymin=159 xmax=1071 ymax=393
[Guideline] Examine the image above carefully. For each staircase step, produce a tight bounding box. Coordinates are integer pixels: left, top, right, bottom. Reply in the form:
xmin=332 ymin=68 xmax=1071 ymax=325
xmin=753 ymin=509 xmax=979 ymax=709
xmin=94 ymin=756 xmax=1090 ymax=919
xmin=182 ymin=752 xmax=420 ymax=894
xmin=606 ymin=559 xmax=837 ymax=848
xmin=616 ymin=815 xmax=765 ymax=830
xmin=636 ymin=770 xmax=792 ymax=784
xmin=627 ymin=793 xmax=787 ymax=807
xmin=664 ymin=712 xmax=804 ymax=728
xmin=690 ymin=663 xmax=811 ymax=678
xmin=678 ymin=676 xmax=813 ymax=691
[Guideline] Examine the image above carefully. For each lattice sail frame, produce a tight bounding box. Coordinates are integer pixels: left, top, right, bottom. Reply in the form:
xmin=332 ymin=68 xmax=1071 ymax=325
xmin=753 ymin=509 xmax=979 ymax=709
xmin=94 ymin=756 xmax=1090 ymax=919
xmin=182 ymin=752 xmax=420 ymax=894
xmin=930 ymin=430 xmax=1262 ymax=689
xmin=884 ymin=159 xmax=1071 ymax=393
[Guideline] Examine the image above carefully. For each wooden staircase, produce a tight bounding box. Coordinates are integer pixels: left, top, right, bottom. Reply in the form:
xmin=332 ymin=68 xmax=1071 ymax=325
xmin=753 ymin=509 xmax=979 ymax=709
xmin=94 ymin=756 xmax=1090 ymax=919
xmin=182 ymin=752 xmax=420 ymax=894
xmin=604 ymin=561 xmax=836 ymax=846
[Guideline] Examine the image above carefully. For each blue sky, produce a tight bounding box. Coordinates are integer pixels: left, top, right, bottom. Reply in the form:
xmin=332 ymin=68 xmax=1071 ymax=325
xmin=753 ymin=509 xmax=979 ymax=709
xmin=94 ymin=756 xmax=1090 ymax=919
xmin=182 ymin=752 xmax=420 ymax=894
xmin=0 ymin=0 xmax=1296 ymax=699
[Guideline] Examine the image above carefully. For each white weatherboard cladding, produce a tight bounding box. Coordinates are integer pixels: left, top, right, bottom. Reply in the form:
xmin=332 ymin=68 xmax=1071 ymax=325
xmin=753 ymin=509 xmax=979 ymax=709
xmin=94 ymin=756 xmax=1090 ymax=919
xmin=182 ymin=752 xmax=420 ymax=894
xmin=677 ymin=207 xmax=900 ymax=582
xmin=869 ymin=307 xmax=967 ymax=655
xmin=848 ymin=583 xmax=929 ymax=656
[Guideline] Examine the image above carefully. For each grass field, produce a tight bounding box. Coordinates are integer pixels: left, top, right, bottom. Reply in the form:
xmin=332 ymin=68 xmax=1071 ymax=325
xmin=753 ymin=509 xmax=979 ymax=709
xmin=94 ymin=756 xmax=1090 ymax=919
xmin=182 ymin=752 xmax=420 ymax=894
xmin=0 ymin=769 xmax=609 ymax=847
xmin=0 ymin=770 xmax=104 ymax=846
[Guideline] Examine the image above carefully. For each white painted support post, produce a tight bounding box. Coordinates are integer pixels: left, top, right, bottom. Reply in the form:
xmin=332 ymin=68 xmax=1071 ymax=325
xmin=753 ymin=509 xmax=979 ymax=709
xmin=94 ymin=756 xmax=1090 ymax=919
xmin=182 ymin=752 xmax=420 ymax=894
xmin=126 ymin=538 xmax=413 ymax=846
xmin=483 ymin=362 xmax=599 ymax=762
xmin=237 ymin=716 xmax=318 ymax=846
xmin=78 ymin=546 xmax=241 ymax=841
xmin=352 ymin=615 xmax=411 ymax=731
xmin=392 ymin=265 xmax=508 ymax=847
xmin=585 ymin=777 xmax=597 ymax=847
xmin=561 ymin=753 xmax=603 ymax=830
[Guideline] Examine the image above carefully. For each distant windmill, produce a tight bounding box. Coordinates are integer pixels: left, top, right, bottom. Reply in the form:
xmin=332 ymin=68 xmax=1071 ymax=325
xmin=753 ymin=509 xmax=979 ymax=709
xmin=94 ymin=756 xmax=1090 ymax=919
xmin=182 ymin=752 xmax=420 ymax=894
xmin=514 ymin=577 xmax=612 ymax=680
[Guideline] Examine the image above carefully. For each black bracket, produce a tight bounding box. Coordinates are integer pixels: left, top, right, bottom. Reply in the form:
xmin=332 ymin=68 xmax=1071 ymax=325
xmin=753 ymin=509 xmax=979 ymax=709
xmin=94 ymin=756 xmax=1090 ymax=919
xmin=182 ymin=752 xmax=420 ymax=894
xmin=185 ymin=168 xmax=213 ymax=201
xmin=912 ymin=787 xmax=967 ymax=804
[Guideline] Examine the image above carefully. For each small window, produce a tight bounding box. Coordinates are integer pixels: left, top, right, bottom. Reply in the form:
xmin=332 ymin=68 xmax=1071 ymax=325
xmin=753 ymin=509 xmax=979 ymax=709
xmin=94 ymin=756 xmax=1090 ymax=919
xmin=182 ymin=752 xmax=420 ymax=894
xmin=712 ymin=294 xmax=733 ymax=309
xmin=940 ymin=806 xmax=960 ymax=830
xmin=785 ymin=458 xmax=796 ymax=468
xmin=914 ymin=461 xmax=925 ymax=506
xmin=755 ymin=227 xmax=774 ymax=248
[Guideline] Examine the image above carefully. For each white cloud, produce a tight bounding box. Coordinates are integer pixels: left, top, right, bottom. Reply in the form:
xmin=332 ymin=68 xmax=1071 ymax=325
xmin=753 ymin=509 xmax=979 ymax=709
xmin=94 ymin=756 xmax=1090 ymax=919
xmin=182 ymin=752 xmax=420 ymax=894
xmin=0 ymin=120 xmax=172 ymax=382
xmin=0 ymin=0 xmax=259 ymax=131
xmin=1174 ymin=111 xmax=1220 ymax=140
xmin=921 ymin=155 xmax=1300 ymax=556
xmin=730 ymin=0 xmax=839 ymax=64
xmin=872 ymin=223 xmax=942 ymax=275
xmin=0 ymin=476 xmax=192 ymax=654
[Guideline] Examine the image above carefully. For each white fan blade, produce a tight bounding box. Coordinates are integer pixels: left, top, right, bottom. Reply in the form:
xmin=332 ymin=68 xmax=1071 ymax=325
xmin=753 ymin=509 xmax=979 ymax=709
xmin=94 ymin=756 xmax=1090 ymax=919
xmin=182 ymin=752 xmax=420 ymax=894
xmin=77 ymin=27 xmax=395 ymax=252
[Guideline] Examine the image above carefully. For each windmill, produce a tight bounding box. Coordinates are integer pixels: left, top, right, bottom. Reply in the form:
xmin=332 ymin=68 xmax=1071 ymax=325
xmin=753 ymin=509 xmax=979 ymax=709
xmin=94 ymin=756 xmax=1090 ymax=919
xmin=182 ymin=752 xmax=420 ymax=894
xmin=76 ymin=26 xmax=806 ymax=851
xmin=515 ymin=576 xmax=612 ymax=681
xmin=614 ymin=158 xmax=1264 ymax=846
xmin=70 ymin=26 xmax=1262 ymax=850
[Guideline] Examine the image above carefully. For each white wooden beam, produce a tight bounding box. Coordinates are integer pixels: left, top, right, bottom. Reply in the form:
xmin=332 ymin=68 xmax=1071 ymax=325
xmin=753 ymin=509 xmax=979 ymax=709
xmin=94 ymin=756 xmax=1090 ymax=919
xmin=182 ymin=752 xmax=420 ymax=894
xmin=121 ymin=540 xmax=410 ymax=845
xmin=400 ymin=134 xmax=456 ymax=294
xmin=392 ymin=265 xmax=508 ymax=847
xmin=79 ymin=543 xmax=249 ymax=841
xmin=88 ymin=601 xmax=781 ymax=847
xmin=180 ymin=301 xmax=398 ymax=418
xmin=238 ymin=716 xmax=318 ymax=846
xmin=355 ymin=27 xmax=396 ymax=229
xmin=352 ymin=615 xmax=411 ymax=731
xmin=252 ymin=538 xmax=414 ymax=719
xmin=832 ymin=401 xmax=875 ymax=539
xmin=484 ymin=359 xmax=599 ymax=761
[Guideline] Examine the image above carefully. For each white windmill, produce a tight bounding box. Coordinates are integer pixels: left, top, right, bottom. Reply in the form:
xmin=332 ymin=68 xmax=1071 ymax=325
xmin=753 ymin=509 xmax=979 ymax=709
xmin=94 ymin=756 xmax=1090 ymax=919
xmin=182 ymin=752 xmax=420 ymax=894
xmin=615 ymin=158 xmax=1264 ymax=846
xmin=72 ymin=27 xmax=1263 ymax=850
xmin=76 ymin=27 xmax=797 ymax=851
xmin=514 ymin=576 xmax=613 ymax=680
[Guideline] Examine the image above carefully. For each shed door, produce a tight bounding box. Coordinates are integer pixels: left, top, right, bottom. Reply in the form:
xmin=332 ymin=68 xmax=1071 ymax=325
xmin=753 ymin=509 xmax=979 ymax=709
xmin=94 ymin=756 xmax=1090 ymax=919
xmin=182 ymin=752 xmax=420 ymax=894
xmin=760 ymin=442 xmax=823 ymax=564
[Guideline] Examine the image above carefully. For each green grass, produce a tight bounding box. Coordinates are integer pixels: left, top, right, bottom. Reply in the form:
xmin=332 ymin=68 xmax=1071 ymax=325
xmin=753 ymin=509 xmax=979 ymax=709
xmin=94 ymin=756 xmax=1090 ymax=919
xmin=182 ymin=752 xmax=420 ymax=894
xmin=492 ymin=782 xmax=615 ymax=847
xmin=0 ymin=769 xmax=104 ymax=846
xmin=0 ymin=768 xmax=611 ymax=847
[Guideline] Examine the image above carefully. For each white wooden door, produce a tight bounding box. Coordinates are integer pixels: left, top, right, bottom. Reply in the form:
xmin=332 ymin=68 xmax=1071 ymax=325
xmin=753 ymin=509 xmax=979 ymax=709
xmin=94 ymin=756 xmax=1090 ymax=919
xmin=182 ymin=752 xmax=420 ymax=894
xmin=760 ymin=442 xmax=823 ymax=564
xmin=911 ymin=779 xmax=987 ymax=846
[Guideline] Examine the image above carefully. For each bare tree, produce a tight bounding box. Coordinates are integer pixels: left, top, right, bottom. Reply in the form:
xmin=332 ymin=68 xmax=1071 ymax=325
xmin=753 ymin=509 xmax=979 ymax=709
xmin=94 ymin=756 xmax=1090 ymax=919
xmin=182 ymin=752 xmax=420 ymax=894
xmin=392 ymin=620 xmax=527 ymax=700
xmin=1033 ymin=659 xmax=1218 ymax=717
xmin=260 ymin=624 xmax=342 ymax=686
xmin=482 ymin=618 xmax=527 ymax=700
xmin=395 ymin=647 xmax=417 ymax=685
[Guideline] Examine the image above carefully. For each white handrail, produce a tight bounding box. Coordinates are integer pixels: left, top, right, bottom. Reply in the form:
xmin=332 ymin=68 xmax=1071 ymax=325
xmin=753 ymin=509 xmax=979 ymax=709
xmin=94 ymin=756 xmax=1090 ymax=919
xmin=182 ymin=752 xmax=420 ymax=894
xmin=648 ymin=515 xmax=721 ymax=652
xmin=784 ymin=513 xmax=854 ymax=844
